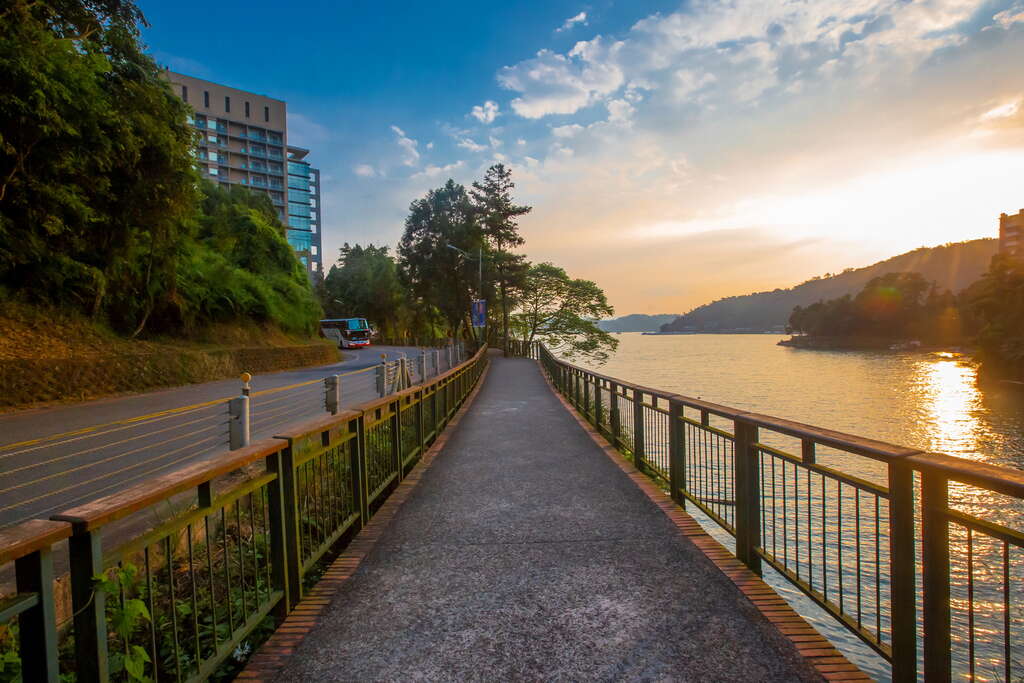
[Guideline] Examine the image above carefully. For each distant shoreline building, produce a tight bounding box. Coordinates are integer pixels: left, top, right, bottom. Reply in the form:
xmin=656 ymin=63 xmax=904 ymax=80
xmin=1000 ymin=209 xmax=1022 ymax=260
xmin=164 ymin=71 xmax=323 ymax=277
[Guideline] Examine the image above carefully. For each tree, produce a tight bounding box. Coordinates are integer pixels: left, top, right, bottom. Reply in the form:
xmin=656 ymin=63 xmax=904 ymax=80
xmin=0 ymin=0 xmax=198 ymax=334
xmin=322 ymin=244 xmax=408 ymax=338
xmin=964 ymin=254 xmax=1024 ymax=381
xmin=471 ymin=164 xmax=530 ymax=352
xmin=397 ymin=180 xmax=482 ymax=337
xmin=510 ymin=262 xmax=618 ymax=362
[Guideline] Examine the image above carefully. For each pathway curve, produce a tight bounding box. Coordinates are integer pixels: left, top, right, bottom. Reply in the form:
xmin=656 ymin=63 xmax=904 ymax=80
xmin=279 ymin=354 xmax=821 ymax=681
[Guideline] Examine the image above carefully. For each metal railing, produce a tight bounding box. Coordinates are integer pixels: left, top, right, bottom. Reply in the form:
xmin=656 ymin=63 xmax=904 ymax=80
xmin=535 ymin=342 xmax=1024 ymax=682
xmin=0 ymin=347 xmax=487 ymax=682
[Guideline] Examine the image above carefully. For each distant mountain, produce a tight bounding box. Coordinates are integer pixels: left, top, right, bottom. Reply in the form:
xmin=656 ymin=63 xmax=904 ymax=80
xmin=598 ymin=314 xmax=680 ymax=333
xmin=660 ymin=239 xmax=998 ymax=333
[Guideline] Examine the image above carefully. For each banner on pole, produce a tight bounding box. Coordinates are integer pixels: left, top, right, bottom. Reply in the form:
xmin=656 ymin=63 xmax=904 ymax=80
xmin=471 ymin=299 xmax=487 ymax=328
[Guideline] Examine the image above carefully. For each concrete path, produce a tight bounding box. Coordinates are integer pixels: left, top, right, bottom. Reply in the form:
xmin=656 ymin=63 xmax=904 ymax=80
xmin=279 ymin=355 xmax=820 ymax=682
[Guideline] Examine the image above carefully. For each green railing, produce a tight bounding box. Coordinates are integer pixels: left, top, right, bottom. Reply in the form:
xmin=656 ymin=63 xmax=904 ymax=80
xmin=535 ymin=343 xmax=1024 ymax=682
xmin=0 ymin=347 xmax=487 ymax=682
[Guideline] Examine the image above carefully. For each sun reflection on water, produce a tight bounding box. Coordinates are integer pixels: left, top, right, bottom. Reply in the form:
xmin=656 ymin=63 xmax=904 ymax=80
xmin=912 ymin=353 xmax=986 ymax=459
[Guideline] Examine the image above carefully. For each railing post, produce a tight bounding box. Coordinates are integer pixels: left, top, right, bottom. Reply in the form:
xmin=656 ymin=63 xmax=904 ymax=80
xmin=69 ymin=529 xmax=107 ymax=683
xmin=888 ymin=461 xmax=917 ymax=682
xmin=668 ymin=399 xmax=685 ymax=506
xmin=583 ymin=372 xmax=590 ymax=417
xmin=265 ymin=449 xmax=291 ymax=618
xmin=391 ymin=399 xmax=403 ymax=480
xmin=632 ymin=389 xmax=645 ymax=470
xmin=354 ymin=414 xmax=370 ymax=524
xmin=376 ymin=362 xmax=386 ymax=397
xmin=921 ymin=470 xmax=951 ymax=681
xmin=229 ymin=395 xmax=250 ymax=450
xmin=610 ymin=382 xmax=621 ymax=448
xmin=593 ymin=379 xmax=603 ymax=433
xmin=733 ymin=417 xmax=762 ymax=575
xmin=15 ymin=548 xmax=59 ymax=683
xmin=279 ymin=444 xmax=302 ymax=609
xmin=325 ymin=375 xmax=340 ymax=415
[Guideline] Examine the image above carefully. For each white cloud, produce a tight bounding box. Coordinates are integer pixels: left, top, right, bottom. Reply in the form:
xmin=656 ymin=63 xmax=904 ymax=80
xmin=497 ymin=39 xmax=625 ymax=118
xmin=552 ymin=124 xmax=584 ymax=138
xmin=390 ymin=125 xmax=420 ymax=166
xmin=556 ymin=11 xmax=588 ymax=33
xmin=412 ymin=160 xmax=465 ymax=179
xmin=353 ymin=164 xmax=377 ymax=177
xmin=994 ymin=4 xmax=1024 ymax=29
xmin=426 ymin=141 xmax=435 ymax=150
xmin=497 ymin=0 xmax=986 ymax=120
xmin=488 ymin=135 xmax=503 ymax=148
xmin=457 ymin=137 xmax=488 ymax=152
xmin=517 ymin=138 xmax=527 ymax=146
xmin=980 ymin=99 xmax=1022 ymax=122
xmin=470 ymin=100 xmax=500 ymax=124
xmin=606 ymin=98 xmax=635 ymax=124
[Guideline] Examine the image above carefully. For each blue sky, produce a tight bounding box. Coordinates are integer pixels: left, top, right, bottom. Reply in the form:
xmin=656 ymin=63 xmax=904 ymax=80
xmin=140 ymin=0 xmax=1024 ymax=314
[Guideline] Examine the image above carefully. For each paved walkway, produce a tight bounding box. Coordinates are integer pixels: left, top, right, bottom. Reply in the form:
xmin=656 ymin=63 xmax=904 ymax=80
xmin=278 ymin=355 xmax=820 ymax=681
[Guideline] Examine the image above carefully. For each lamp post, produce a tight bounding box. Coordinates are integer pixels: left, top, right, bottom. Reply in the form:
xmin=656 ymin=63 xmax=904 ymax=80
xmin=447 ymin=243 xmax=485 ymax=343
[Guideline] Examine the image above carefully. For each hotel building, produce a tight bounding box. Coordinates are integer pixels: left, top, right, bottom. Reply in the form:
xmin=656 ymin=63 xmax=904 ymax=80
xmin=1000 ymin=209 xmax=1023 ymax=260
xmin=165 ymin=71 xmax=323 ymax=276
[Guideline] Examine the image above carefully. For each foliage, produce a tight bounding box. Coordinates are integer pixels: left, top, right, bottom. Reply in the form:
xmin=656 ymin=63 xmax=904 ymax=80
xmin=787 ymin=272 xmax=965 ymax=344
xmin=0 ymin=0 xmax=198 ymax=334
xmin=470 ymin=164 xmax=530 ymax=344
xmin=95 ymin=565 xmax=152 ymax=682
xmin=173 ymin=183 xmax=320 ymax=336
xmin=510 ymin=263 xmax=618 ymax=362
xmin=322 ymin=243 xmax=409 ymax=337
xmin=397 ymin=180 xmax=482 ymax=336
xmin=963 ymin=254 xmax=1024 ymax=381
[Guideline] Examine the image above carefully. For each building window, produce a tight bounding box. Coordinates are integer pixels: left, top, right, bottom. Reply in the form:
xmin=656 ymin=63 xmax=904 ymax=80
xmin=264 ymin=106 xmax=270 ymax=122
xmin=181 ymin=85 xmax=188 ymax=102
xmin=245 ymin=101 xmax=250 ymax=118
xmin=224 ymin=96 xmax=230 ymax=113
xmin=203 ymin=91 xmax=210 ymax=108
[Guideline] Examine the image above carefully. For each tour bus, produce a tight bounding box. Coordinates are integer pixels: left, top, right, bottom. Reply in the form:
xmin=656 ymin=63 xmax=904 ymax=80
xmin=320 ymin=318 xmax=373 ymax=349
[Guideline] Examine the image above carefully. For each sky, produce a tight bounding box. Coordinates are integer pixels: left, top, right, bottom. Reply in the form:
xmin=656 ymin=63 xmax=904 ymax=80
xmin=139 ymin=0 xmax=1024 ymax=316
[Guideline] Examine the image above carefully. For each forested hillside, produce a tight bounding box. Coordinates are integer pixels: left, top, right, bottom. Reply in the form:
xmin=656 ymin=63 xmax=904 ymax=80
xmin=597 ymin=314 xmax=679 ymax=333
xmin=660 ymin=239 xmax=997 ymax=332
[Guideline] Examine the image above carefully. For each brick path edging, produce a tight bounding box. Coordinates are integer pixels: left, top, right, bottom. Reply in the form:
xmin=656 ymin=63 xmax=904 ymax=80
xmin=538 ymin=365 xmax=873 ymax=683
xmin=237 ymin=361 xmax=492 ymax=681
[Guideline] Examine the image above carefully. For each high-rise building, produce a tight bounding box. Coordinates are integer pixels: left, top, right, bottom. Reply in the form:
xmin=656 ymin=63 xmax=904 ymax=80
xmin=1000 ymin=209 xmax=1023 ymax=260
xmin=285 ymin=146 xmax=323 ymax=274
xmin=165 ymin=71 xmax=323 ymax=277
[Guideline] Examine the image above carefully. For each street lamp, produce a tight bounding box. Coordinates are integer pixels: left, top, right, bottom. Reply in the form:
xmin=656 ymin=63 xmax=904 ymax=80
xmin=445 ymin=243 xmax=482 ymax=293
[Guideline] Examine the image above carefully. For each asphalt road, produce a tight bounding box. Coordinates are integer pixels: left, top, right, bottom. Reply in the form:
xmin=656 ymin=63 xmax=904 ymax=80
xmin=0 ymin=345 xmax=434 ymax=529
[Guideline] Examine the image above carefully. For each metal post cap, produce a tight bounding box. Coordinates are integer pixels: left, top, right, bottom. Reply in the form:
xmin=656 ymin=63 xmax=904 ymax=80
xmin=240 ymin=372 xmax=252 ymax=383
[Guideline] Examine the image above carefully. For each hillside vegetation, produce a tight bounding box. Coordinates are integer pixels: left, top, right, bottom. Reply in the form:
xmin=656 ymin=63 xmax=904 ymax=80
xmin=661 ymin=239 xmax=997 ymax=332
xmin=598 ymin=314 xmax=679 ymax=333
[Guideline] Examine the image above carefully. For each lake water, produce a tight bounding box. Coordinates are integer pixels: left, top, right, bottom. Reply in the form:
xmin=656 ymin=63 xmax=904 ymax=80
xmin=584 ymin=333 xmax=1024 ymax=470
xmin=577 ymin=333 xmax=1024 ymax=681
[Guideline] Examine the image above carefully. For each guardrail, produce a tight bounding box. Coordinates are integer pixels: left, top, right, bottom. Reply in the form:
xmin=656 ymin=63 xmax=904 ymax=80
xmin=0 ymin=346 xmax=487 ymax=682
xmin=0 ymin=344 xmax=468 ymax=531
xmin=535 ymin=342 xmax=1024 ymax=682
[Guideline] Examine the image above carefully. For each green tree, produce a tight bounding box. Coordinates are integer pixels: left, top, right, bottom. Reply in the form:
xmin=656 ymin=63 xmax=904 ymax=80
xmin=323 ymin=243 xmax=409 ymax=338
xmin=510 ymin=262 xmax=618 ymax=362
xmin=471 ymin=163 xmax=530 ymax=351
xmin=0 ymin=0 xmax=198 ymax=334
xmin=397 ymin=179 xmax=482 ymax=337
xmin=964 ymin=254 xmax=1024 ymax=381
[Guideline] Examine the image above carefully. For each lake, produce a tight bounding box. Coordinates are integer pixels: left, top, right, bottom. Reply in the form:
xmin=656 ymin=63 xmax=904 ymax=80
xmin=583 ymin=333 xmax=1024 ymax=470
